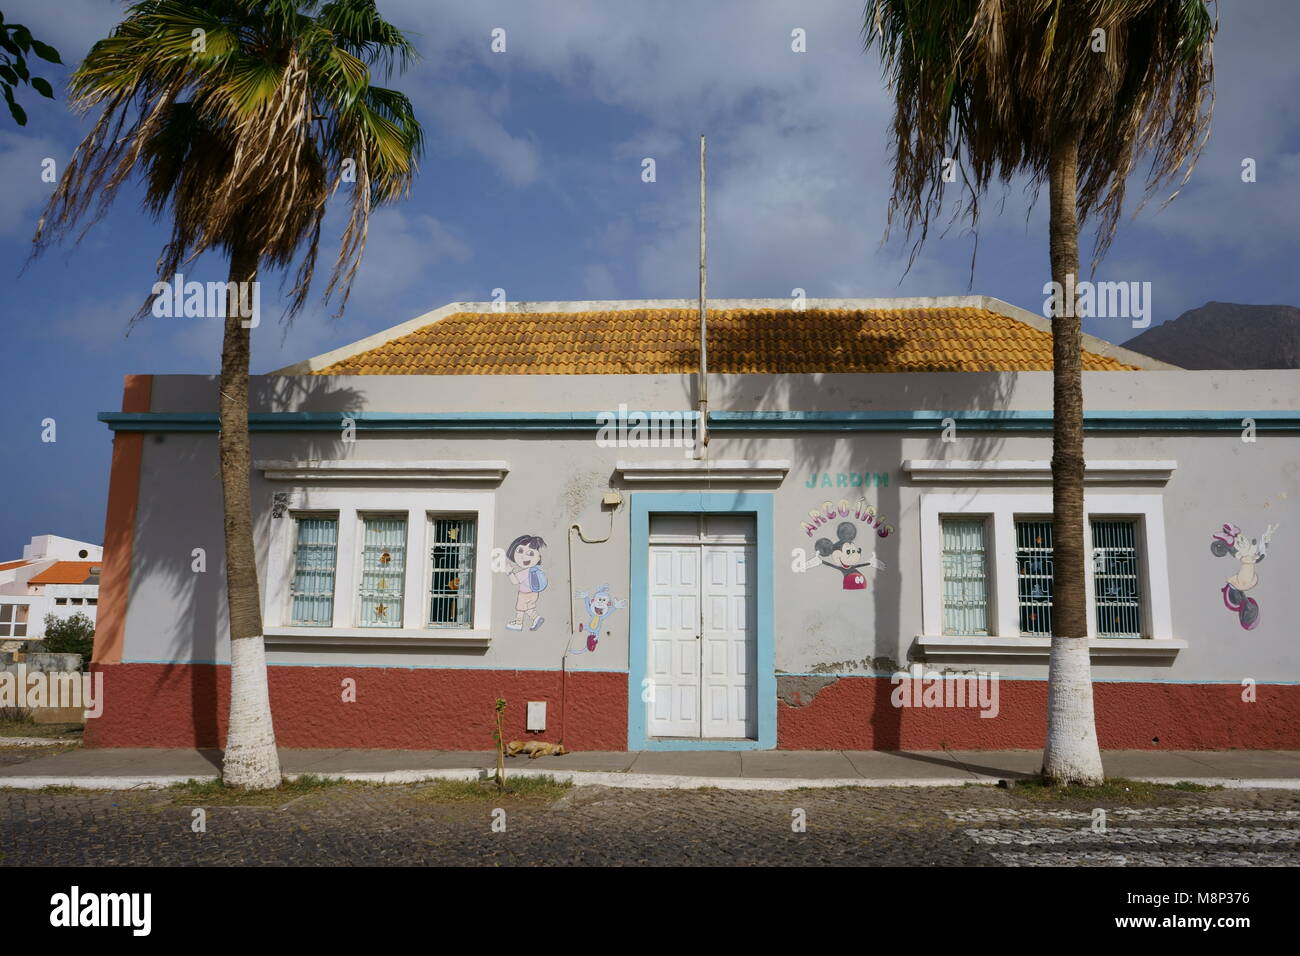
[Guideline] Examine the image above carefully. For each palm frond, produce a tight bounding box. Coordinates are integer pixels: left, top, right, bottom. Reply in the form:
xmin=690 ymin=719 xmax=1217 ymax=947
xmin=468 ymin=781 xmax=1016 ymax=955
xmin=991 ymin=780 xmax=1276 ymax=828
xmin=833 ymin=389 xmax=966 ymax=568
xmin=31 ymin=0 xmax=423 ymax=322
xmin=866 ymin=0 xmax=1216 ymax=273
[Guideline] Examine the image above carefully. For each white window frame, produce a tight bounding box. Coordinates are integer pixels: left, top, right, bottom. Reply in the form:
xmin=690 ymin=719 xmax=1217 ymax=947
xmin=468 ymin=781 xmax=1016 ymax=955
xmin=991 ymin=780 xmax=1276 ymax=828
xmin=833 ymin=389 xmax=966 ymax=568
xmin=919 ymin=493 xmax=1180 ymax=660
xmin=0 ymin=602 xmax=30 ymax=638
xmin=264 ymin=489 xmax=496 ymax=647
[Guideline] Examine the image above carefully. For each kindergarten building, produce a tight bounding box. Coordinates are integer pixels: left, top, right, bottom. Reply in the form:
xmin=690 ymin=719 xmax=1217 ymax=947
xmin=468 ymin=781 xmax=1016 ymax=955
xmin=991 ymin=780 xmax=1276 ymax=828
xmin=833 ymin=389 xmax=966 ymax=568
xmin=87 ymin=298 xmax=1300 ymax=751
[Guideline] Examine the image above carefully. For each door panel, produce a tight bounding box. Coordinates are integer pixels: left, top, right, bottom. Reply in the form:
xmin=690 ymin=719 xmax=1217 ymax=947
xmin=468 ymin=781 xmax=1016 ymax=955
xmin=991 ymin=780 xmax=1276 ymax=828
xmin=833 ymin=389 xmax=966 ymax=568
xmin=701 ymin=544 xmax=755 ymax=738
xmin=647 ymin=545 xmax=702 ymax=737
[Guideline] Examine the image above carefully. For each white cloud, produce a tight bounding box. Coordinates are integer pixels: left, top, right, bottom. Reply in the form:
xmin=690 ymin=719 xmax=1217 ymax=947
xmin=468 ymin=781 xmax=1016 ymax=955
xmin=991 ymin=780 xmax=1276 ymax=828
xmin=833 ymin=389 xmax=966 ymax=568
xmin=343 ymin=208 xmax=473 ymax=296
xmin=3 ymin=1 xmax=122 ymax=71
xmin=420 ymin=85 xmax=540 ymax=187
xmin=9 ymin=0 xmax=1296 ymax=356
xmin=0 ymin=131 xmax=59 ymax=239
xmin=582 ymin=263 xmax=618 ymax=299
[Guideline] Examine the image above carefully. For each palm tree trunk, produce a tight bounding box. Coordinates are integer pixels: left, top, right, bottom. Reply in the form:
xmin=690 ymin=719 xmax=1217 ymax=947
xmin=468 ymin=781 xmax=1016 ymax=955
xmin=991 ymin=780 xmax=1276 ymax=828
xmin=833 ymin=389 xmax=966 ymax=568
xmin=218 ymin=243 xmax=281 ymax=790
xmin=1041 ymin=131 xmax=1104 ymax=786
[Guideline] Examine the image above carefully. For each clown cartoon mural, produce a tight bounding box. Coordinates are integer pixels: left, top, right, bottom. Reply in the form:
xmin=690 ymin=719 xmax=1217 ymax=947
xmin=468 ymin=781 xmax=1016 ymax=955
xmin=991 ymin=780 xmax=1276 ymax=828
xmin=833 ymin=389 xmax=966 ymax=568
xmin=813 ymin=521 xmax=886 ymax=590
xmin=505 ymin=534 xmax=548 ymax=631
xmin=568 ymin=585 xmax=626 ymax=654
xmin=1211 ymin=522 xmax=1279 ymax=630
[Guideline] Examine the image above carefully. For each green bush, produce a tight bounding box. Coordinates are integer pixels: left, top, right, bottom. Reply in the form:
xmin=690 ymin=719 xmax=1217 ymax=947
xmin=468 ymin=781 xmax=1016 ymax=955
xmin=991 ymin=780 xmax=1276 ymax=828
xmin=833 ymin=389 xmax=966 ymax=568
xmin=42 ymin=612 xmax=94 ymax=668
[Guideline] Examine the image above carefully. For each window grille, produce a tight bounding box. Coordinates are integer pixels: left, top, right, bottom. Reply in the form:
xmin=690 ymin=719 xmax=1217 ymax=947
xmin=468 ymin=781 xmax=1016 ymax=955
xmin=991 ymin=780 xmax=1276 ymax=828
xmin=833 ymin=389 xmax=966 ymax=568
xmin=290 ymin=516 xmax=337 ymax=626
xmin=359 ymin=516 xmax=407 ymax=627
xmin=428 ymin=515 xmax=476 ymax=628
xmin=1092 ymin=519 xmax=1142 ymax=637
xmin=1016 ymin=520 xmax=1054 ymax=635
xmin=941 ymin=518 xmax=988 ymax=635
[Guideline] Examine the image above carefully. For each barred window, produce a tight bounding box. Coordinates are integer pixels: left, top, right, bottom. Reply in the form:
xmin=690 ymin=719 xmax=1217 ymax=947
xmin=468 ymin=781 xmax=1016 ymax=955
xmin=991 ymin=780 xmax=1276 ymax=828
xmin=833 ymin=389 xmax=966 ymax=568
xmin=428 ymin=515 xmax=477 ymax=628
xmin=1016 ymin=520 xmax=1054 ymax=635
xmin=1092 ymin=519 xmax=1143 ymax=637
xmin=358 ymin=516 xmax=407 ymax=628
xmin=941 ymin=518 xmax=988 ymax=635
xmin=290 ymin=516 xmax=337 ymax=626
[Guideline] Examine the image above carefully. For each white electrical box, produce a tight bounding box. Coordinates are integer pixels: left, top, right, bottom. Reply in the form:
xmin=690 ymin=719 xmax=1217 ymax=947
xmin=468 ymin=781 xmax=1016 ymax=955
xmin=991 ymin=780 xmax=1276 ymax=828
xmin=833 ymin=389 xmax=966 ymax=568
xmin=526 ymin=701 xmax=547 ymax=732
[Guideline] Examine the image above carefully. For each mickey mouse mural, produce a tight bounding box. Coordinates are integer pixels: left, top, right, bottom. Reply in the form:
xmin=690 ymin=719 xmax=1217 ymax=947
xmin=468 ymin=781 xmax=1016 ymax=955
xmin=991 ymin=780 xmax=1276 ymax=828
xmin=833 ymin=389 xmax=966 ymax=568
xmin=813 ymin=521 xmax=886 ymax=590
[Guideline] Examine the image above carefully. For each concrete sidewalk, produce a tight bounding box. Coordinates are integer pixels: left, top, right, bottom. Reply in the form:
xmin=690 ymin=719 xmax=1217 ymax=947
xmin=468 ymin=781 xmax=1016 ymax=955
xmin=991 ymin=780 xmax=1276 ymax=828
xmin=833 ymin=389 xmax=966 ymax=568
xmin=2 ymin=746 xmax=1299 ymax=790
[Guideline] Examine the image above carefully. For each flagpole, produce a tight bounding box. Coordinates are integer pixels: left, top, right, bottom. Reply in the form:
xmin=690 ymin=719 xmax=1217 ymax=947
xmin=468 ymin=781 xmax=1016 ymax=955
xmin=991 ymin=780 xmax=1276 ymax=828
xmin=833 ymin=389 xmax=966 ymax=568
xmin=697 ymin=133 xmax=709 ymax=455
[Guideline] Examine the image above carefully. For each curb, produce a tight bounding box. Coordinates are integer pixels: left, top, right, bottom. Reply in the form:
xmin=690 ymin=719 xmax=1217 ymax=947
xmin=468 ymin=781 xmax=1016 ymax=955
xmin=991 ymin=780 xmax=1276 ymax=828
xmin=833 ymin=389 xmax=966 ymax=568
xmin=1128 ymin=777 xmax=1300 ymax=790
xmin=2 ymin=768 xmax=1298 ymax=791
xmin=0 ymin=737 xmax=82 ymax=748
xmin=294 ymin=769 xmax=987 ymax=790
xmin=0 ymin=774 xmax=217 ymax=789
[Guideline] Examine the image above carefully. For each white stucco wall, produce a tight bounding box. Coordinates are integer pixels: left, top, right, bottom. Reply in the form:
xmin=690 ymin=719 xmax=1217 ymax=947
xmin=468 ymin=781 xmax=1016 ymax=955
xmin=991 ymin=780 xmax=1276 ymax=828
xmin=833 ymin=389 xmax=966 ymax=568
xmin=115 ymin=370 xmax=1300 ymax=685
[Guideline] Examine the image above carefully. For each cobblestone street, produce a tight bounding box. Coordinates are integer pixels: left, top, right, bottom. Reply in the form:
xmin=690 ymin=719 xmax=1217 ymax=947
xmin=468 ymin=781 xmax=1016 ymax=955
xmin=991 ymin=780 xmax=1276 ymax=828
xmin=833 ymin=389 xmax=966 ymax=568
xmin=4 ymin=780 xmax=1298 ymax=866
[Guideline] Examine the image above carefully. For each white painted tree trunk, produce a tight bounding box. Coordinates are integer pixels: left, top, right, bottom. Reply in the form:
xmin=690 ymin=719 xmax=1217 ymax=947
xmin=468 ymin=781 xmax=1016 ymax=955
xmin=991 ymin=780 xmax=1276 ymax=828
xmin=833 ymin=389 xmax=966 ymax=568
xmin=1041 ymin=634 xmax=1105 ymax=785
xmin=222 ymin=635 xmax=281 ymax=789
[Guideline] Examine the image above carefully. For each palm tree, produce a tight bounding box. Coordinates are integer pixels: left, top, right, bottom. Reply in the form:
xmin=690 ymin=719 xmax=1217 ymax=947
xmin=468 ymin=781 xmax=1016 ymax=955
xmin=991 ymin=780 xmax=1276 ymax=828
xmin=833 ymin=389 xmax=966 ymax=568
xmin=32 ymin=0 xmax=423 ymax=788
xmin=866 ymin=0 xmax=1215 ymax=784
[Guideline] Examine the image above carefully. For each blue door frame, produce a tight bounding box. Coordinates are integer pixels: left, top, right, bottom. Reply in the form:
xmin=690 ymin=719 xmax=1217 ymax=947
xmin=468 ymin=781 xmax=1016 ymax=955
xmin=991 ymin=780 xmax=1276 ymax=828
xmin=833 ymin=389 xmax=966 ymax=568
xmin=627 ymin=492 xmax=777 ymax=751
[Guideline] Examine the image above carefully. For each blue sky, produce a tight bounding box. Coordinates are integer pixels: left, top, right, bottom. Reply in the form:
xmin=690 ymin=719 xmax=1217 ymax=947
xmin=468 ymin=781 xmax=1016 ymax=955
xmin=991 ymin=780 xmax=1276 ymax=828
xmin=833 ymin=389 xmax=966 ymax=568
xmin=1 ymin=0 xmax=1298 ymax=557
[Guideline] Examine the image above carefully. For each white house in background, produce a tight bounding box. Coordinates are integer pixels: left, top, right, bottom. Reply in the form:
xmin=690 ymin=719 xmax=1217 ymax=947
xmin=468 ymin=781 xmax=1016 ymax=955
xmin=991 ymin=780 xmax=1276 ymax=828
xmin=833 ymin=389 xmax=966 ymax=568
xmin=0 ymin=535 xmax=104 ymax=641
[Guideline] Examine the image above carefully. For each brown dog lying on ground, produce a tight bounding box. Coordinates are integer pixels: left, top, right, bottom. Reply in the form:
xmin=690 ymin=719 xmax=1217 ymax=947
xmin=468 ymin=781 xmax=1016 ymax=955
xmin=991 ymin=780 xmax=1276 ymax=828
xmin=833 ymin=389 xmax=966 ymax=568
xmin=505 ymin=740 xmax=568 ymax=758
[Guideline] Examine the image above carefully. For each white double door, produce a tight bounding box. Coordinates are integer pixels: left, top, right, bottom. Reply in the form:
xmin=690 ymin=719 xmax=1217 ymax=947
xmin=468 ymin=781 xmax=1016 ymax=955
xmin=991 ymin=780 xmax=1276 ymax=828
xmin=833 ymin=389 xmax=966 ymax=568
xmin=647 ymin=514 xmax=756 ymax=739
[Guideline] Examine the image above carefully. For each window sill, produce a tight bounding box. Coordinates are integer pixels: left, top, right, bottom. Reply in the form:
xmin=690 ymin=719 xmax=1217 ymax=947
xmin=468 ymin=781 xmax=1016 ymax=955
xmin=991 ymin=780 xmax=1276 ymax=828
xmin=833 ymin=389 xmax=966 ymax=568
xmin=264 ymin=626 xmax=490 ymax=648
xmin=914 ymin=635 xmax=1187 ymax=662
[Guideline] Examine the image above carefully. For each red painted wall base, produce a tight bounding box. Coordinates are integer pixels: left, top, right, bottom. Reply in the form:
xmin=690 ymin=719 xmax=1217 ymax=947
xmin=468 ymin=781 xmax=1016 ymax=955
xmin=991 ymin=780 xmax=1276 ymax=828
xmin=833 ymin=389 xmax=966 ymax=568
xmin=776 ymin=676 xmax=1300 ymax=750
xmin=84 ymin=664 xmax=1300 ymax=751
xmin=84 ymin=663 xmax=627 ymax=751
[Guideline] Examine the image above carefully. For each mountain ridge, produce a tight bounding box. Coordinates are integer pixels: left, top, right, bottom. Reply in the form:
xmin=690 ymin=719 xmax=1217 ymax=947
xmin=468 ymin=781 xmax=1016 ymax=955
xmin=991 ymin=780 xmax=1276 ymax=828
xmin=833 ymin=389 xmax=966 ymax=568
xmin=1121 ymin=301 xmax=1300 ymax=369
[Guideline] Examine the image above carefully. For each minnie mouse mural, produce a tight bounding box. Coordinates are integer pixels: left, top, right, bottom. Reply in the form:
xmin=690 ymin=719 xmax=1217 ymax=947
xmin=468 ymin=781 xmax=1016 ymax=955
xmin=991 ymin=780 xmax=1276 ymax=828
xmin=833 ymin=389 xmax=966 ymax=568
xmin=1211 ymin=522 xmax=1279 ymax=630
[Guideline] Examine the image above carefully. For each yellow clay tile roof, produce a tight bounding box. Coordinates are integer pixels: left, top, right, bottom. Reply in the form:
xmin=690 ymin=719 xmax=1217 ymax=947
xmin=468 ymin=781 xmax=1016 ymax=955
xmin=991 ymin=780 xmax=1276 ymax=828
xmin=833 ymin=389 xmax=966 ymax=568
xmin=313 ymin=307 xmax=1139 ymax=375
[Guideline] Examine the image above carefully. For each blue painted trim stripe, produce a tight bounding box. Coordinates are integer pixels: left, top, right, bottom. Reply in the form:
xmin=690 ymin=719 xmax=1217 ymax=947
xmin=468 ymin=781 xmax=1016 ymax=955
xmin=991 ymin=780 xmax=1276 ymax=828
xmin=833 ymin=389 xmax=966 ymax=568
xmin=627 ymin=492 xmax=777 ymax=752
xmin=120 ymin=658 xmax=628 ymax=673
xmin=99 ymin=411 xmax=613 ymax=432
xmin=99 ymin=409 xmax=1300 ymax=434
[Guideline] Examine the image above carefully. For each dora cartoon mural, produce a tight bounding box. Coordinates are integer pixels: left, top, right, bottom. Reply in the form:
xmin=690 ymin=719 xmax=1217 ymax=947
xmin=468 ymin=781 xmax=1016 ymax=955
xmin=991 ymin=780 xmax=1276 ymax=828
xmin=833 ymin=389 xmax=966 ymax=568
xmin=1211 ymin=522 xmax=1279 ymax=630
xmin=505 ymin=534 xmax=548 ymax=631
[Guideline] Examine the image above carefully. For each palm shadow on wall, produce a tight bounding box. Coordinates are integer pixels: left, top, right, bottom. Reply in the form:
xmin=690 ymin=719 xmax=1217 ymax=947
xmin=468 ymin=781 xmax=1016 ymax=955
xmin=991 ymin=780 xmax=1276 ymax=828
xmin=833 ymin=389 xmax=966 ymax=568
xmin=126 ymin=374 xmax=365 ymax=749
xmin=658 ymin=308 xmax=1017 ymax=752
